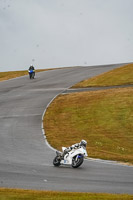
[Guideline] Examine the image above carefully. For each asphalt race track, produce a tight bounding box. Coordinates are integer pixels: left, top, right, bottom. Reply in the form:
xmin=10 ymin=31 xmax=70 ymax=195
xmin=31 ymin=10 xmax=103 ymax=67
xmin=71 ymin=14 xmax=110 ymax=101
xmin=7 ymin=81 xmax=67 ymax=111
xmin=0 ymin=65 xmax=133 ymax=194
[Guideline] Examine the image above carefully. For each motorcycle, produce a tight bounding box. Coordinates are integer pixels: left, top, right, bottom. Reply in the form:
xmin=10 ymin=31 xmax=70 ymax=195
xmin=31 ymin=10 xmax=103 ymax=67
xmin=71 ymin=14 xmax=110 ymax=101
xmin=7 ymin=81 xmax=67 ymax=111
xmin=53 ymin=146 xmax=88 ymax=168
xmin=28 ymin=69 xmax=35 ymax=79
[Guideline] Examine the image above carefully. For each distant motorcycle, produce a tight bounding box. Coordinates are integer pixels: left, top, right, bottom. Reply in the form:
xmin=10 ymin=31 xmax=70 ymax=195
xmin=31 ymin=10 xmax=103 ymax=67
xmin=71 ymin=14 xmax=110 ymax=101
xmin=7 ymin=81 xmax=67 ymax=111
xmin=53 ymin=146 xmax=88 ymax=168
xmin=28 ymin=69 xmax=35 ymax=79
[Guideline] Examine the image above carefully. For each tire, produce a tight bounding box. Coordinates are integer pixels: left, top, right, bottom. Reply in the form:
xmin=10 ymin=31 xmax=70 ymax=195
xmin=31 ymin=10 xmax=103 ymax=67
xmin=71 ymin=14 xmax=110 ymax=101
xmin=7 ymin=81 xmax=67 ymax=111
xmin=29 ymin=72 xmax=34 ymax=79
xmin=72 ymin=154 xmax=84 ymax=168
xmin=32 ymin=72 xmax=35 ymax=79
xmin=53 ymin=156 xmax=61 ymax=167
xmin=30 ymin=73 xmax=32 ymax=79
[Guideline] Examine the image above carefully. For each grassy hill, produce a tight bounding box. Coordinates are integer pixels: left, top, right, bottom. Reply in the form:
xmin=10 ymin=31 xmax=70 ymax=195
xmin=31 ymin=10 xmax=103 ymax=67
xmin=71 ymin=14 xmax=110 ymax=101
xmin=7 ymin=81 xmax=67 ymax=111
xmin=73 ymin=63 xmax=133 ymax=88
xmin=44 ymin=64 xmax=133 ymax=164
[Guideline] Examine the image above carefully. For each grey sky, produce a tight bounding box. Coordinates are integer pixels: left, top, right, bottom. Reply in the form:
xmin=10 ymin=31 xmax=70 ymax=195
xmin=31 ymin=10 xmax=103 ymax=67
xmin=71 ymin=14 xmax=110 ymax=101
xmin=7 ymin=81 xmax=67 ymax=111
xmin=0 ymin=0 xmax=133 ymax=72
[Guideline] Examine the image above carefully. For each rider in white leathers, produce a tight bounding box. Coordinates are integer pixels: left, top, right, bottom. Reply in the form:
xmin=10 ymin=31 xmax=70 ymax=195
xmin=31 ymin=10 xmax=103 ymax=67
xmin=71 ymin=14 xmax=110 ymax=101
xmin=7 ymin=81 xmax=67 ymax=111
xmin=62 ymin=139 xmax=87 ymax=158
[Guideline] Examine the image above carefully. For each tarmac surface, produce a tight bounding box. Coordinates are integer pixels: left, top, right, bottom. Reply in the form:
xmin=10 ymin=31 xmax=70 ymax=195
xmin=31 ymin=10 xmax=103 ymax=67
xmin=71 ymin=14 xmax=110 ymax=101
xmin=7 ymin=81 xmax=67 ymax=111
xmin=0 ymin=64 xmax=133 ymax=193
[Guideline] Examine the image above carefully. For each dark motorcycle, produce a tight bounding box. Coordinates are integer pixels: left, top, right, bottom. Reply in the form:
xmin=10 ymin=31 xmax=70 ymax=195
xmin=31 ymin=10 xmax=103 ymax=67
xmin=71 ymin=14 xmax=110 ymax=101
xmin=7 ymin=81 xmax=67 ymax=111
xmin=28 ymin=69 xmax=35 ymax=79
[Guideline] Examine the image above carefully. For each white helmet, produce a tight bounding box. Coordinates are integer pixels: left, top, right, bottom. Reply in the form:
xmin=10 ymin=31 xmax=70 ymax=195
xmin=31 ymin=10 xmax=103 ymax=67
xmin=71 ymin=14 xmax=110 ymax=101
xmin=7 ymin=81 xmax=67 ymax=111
xmin=80 ymin=139 xmax=87 ymax=147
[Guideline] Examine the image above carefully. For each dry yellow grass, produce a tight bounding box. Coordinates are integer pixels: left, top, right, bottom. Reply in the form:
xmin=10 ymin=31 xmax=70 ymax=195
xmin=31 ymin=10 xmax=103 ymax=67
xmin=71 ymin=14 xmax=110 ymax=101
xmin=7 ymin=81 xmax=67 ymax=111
xmin=0 ymin=188 xmax=133 ymax=200
xmin=44 ymin=87 xmax=133 ymax=164
xmin=0 ymin=68 xmax=61 ymax=82
xmin=73 ymin=63 xmax=133 ymax=87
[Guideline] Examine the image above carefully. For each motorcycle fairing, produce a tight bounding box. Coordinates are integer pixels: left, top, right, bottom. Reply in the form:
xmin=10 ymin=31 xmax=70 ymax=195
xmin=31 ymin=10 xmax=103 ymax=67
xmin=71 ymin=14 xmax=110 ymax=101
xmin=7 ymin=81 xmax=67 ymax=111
xmin=60 ymin=147 xmax=87 ymax=165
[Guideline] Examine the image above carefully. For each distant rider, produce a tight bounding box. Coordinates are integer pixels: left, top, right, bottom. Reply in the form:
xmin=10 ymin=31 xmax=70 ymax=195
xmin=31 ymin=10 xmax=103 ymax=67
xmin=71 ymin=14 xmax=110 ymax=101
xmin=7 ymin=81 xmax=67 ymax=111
xmin=28 ymin=64 xmax=35 ymax=76
xmin=62 ymin=139 xmax=87 ymax=158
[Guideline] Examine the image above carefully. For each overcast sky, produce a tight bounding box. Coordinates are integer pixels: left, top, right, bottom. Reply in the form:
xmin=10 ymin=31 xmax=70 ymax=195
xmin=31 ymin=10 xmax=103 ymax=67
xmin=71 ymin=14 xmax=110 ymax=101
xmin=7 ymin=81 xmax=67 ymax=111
xmin=0 ymin=0 xmax=133 ymax=72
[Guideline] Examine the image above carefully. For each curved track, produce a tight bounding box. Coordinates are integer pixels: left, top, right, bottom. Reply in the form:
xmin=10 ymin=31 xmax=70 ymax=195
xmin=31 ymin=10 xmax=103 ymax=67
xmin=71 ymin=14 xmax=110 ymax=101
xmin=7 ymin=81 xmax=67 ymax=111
xmin=0 ymin=65 xmax=133 ymax=193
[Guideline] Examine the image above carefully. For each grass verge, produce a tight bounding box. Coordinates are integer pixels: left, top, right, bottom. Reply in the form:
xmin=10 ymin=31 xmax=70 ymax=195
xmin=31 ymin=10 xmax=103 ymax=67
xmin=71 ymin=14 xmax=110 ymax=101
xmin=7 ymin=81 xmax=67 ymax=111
xmin=44 ymin=87 xmax=133 ymax=164
xmin=0 ymin=68 xmax=57 ymax=82
xmin=0 ymin=188 xmax=133 ymax=200
xmin=73 ymin=63 xmax=133 ymax=88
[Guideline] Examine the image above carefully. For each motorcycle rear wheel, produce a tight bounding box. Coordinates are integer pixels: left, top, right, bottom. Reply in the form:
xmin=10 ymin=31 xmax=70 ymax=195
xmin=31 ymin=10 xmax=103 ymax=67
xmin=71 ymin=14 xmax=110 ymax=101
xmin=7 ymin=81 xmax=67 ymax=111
xmin=53 ymin=156 xmax=61 ymax=167
xmin=72 ymin=154 xmax=84 ymax=168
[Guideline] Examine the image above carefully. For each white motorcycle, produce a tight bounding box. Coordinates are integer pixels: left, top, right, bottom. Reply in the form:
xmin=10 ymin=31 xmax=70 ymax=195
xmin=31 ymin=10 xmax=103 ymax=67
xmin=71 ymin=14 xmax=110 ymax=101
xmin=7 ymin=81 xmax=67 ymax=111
xmin=53 ymin=146 xmax=88 ymax=168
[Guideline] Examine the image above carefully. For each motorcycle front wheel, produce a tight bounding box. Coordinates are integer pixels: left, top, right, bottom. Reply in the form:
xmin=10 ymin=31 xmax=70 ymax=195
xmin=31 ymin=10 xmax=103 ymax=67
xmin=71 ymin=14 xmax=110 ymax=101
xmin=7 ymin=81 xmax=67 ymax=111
xmin=53 ymin=156 xmax=61 ymax=167
xmin=32 ymin=72 xmax=35 ymax=79
xmin=72 ymin=154 xmax=84 ymax=168
xmin=29 ymin=73 xmax=32 ymax=79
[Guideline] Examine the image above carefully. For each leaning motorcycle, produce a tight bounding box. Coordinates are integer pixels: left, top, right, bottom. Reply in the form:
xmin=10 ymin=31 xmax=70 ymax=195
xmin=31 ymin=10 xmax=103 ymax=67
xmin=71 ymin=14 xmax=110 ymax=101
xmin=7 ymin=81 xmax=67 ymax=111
xmin=28 ymin=69 xmax=35 ymax=79
xmin=53 ymin=146 xmax=88 ymax=168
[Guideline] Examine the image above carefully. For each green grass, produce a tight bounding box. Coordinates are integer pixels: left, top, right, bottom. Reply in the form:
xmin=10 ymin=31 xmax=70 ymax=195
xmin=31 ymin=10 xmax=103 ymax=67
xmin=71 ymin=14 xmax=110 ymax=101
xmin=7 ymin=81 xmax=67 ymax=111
xmin=0 ymin=188 xmax=133 ymax=200
xmin=73 ymin=63 xmax=133 ymax=88
xmin=44 ymin=87 xmax=133 ymax=164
